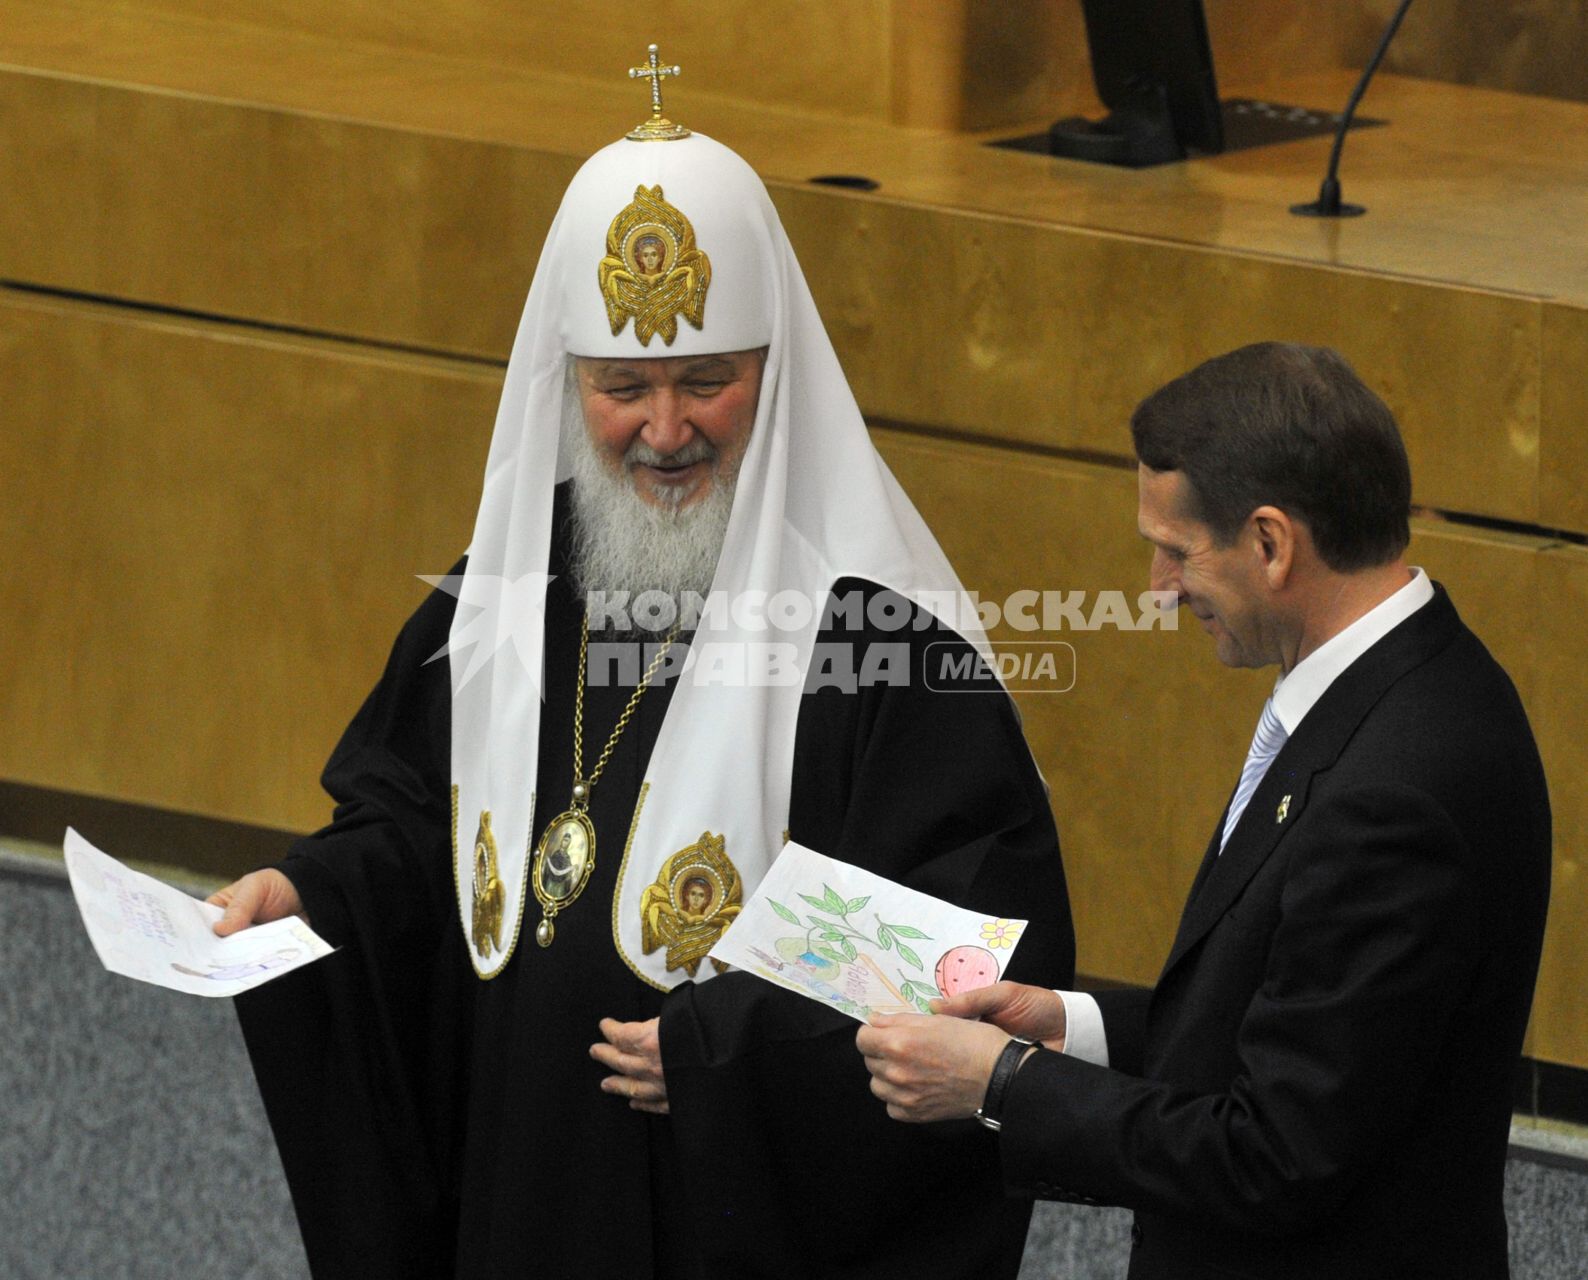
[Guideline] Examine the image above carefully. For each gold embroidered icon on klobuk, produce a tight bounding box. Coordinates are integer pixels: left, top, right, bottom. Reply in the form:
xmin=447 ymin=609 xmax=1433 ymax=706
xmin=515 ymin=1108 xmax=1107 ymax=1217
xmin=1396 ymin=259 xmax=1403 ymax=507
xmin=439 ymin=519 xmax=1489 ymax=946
xmin=640 ymin=832 xmax=742 ymax=976
xmin=471 ymin=811 xmax=506 ymax=959
xmin=598 ymin=185 xmax=711 ymax=347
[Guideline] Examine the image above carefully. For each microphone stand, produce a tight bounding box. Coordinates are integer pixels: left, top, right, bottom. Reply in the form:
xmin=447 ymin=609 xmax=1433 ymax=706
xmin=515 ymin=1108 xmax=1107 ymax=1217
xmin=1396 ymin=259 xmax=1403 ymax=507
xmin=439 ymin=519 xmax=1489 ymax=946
xmin=1291 ymin=0 xmax=1417 ymax=218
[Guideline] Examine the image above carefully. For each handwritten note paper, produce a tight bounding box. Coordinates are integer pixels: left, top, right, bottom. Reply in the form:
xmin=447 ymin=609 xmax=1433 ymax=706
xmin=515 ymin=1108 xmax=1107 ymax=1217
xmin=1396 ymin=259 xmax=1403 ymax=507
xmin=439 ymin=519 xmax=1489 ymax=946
xmin=63 ymin=828 xmax=334 ymax=997
xmin=709 ymin=842 xmax=1026 ymax=1022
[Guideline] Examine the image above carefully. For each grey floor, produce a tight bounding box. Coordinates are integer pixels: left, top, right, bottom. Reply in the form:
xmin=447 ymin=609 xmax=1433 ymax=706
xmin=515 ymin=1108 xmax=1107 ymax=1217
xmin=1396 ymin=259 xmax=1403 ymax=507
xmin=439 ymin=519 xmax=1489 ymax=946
xmin=2 ymin=848 xmax=307 ymax=1280
xmin=4 ymin=843 xmax=1583 ymax=1279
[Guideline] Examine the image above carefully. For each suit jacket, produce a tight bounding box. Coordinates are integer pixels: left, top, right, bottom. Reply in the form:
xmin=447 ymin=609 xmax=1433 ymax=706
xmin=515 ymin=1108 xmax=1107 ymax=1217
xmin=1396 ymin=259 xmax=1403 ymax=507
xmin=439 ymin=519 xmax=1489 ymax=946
xmin=1000 ymin=587 xmax=1550 ymax=1279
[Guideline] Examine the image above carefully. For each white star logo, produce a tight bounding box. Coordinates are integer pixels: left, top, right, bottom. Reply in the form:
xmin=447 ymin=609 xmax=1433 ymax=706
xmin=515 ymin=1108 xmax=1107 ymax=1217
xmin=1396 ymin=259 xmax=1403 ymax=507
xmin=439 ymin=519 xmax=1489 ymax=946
xmin=417 ymin=571 xmax=558 ymax=693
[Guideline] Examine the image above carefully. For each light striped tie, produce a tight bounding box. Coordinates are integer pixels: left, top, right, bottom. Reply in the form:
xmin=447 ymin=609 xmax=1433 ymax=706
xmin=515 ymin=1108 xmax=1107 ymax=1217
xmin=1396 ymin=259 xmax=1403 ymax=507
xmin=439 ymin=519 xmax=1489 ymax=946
xmin=1220 ymin=698 xmax=1289 ymax=852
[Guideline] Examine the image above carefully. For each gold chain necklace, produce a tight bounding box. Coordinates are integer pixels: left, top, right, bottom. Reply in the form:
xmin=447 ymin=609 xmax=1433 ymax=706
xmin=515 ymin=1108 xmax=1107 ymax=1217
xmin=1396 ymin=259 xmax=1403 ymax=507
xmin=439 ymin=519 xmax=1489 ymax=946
xmin=531 ymin=615 xmax=680 ymax=947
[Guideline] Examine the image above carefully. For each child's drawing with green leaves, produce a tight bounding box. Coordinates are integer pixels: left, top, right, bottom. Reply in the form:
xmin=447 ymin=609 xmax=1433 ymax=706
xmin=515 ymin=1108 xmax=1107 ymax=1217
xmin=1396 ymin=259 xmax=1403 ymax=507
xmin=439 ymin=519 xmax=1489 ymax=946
xmin=766 ymin=882 xmax=946 ymax=1018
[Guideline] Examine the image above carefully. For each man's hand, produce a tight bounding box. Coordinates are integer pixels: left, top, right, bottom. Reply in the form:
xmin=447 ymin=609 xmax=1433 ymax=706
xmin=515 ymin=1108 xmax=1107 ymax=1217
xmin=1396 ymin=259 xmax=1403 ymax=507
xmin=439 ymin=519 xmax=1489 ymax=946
xmin=591 ymin=1017 xmax=669 ymax=1115
xmin=207 ymin=869 xmax=305 ymax=937
xmin=933 ymin=981 xmax=1069 ymax=1051
xmin=856 ymin=1012 xmax=1011 ymax=1124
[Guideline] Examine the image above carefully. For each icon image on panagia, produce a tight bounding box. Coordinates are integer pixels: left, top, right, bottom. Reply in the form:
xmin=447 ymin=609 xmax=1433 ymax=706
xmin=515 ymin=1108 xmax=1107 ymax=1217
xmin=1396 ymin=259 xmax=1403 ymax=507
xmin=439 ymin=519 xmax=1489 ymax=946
xmin=711 ymin=843 xmax=1028 ymax=1023
xmin=537 ymin=819 xmax=591 ymax=902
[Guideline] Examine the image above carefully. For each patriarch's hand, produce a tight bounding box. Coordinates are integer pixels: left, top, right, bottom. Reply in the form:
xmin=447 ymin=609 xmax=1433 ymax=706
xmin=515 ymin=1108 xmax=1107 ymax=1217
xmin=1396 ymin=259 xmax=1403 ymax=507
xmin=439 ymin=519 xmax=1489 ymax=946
xmin=592 ymin=1017 xmax=669 ymax=1115
xmin=207 ymin=869 xmax=304 ymax=937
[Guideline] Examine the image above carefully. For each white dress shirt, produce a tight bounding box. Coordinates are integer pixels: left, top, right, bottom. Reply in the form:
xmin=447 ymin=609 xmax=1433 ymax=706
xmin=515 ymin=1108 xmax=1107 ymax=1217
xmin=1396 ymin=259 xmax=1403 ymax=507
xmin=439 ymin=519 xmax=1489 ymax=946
xmin=1059 ymin=568 xmax=1435 ymax=1067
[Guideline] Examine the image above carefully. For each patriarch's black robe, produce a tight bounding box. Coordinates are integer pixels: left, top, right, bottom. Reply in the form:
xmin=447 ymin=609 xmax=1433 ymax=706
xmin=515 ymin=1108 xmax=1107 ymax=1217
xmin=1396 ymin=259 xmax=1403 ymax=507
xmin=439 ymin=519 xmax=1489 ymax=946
xmin=238 ymin=494 xmax=1074 ymax=1279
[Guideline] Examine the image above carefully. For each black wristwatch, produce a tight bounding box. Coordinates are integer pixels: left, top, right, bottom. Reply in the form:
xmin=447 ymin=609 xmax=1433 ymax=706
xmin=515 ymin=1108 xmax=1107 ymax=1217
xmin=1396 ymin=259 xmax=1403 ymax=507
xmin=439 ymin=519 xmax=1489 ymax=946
xmin=974 ymin=1036 xmax=1036 ymax=1132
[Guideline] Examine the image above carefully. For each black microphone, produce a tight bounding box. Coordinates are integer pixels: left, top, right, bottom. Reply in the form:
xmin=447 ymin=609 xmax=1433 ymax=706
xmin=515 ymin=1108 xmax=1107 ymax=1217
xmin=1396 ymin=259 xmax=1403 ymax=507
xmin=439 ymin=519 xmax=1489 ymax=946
xmin=1291 ymin=0 xmax=1417 ymax=218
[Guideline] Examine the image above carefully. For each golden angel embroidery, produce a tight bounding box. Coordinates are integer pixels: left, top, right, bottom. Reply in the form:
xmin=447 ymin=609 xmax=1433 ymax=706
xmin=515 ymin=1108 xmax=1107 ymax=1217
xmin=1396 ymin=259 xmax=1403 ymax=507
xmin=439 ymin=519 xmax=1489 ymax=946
xmin=640 ymin=831 xmax=742 ymax=975
xmin=471 ymin=811 xmax=505 ymax=958
xmin=598 ymin=185 xmax=711 ymax=347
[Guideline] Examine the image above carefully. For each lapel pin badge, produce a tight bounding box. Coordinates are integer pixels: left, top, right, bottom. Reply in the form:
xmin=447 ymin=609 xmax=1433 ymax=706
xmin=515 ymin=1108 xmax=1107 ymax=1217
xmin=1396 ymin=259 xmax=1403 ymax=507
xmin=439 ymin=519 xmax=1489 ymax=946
xmin=1276 ymin=795 xmax=1291 ymax=823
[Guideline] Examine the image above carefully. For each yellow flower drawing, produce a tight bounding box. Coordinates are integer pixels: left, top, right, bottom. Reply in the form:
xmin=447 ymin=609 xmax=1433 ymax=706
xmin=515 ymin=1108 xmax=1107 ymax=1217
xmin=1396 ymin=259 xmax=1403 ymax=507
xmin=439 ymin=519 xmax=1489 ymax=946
xmin=979 ymin=919 xmax=1021 ymax=949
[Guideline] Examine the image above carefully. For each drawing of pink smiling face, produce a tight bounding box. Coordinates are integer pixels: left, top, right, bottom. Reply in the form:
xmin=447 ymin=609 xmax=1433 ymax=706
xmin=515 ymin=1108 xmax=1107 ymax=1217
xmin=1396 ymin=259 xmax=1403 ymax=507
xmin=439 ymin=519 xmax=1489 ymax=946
xmin=934 ymin=945 xmax=999 ymax=997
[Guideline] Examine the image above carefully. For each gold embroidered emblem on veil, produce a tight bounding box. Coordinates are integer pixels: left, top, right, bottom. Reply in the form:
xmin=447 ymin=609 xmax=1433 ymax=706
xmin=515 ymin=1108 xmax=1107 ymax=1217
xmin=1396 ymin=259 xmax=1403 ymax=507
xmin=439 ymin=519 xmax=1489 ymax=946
xmin=598 ymin=185 xmax=711 ymax=347
xmin=471 ymin=811 xmax=506 ymax=958
xmin=640 ymin=832 xmax=742 ymax=976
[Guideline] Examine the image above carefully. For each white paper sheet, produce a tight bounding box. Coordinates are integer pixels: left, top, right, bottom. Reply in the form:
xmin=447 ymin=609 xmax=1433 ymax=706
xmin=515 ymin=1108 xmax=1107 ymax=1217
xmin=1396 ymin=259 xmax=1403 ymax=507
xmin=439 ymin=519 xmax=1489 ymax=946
xmin=708 ymin=842 xmax=1027 ymax=1022
xmin=63 ymin=827 xmax=334 ymax=997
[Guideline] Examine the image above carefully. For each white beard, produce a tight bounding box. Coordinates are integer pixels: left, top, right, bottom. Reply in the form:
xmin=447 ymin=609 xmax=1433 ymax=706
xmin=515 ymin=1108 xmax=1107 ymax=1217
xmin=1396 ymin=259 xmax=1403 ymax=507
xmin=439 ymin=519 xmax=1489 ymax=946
xmin=564 ymin=407 xmax=738 ymax=628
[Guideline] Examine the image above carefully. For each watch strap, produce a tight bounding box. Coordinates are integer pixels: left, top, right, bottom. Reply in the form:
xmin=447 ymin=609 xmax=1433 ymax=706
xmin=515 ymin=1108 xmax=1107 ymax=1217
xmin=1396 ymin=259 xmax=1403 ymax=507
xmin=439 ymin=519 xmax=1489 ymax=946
xmin=975 ymin=1036 xmax=1036 ymax=1132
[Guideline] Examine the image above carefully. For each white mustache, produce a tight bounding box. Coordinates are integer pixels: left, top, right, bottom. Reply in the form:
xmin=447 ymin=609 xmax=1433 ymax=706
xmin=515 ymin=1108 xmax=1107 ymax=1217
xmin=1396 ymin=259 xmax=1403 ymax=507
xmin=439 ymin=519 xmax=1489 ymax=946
xmin=626 ymin=438 xmax=719 ymax=470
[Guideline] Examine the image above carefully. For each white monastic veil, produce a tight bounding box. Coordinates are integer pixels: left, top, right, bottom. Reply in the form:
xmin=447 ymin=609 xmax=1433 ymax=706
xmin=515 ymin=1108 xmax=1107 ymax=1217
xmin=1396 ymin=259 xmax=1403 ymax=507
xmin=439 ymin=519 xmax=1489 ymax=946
xmin=450 ymin=133 xmax=996 ymax=980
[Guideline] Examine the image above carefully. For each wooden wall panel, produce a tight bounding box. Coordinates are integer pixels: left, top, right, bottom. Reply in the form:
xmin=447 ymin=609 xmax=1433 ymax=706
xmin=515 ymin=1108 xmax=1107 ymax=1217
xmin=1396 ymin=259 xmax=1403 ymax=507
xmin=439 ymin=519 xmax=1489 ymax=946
xmin=0 ymin=70 xmax=564 ymax=361
xmin=58 ymin=0 xmax=1588 ymax=135
xmin=3 ymin=43 xmax=1583 ymax=536
xmin=82 ymin=0 xmax=896 ymax=122
xmin=1407 ymin=522 xmax=1547 ymax=710
xmin=908 ymin=0 xmax=1361 ymax=132
xmin=1540 ymin=303 xmax=1588 ymax=535
xmin=1353 ymin=0 xmax=1588 ymax=105
xmin=789 ymin=187 xmax=1544 ymax=524
xmin=1529 ymin=545 xmax=1588 ymax=1069
xmin=88 ymin=0 xmax=1578 ymax=134
xmin=10 ymin=31 xmax=1588 ymax=318
xmin=888 ymin=0 xmax=1093 ymax=132
xmin=64 ymin=0 xmax=1343 ymax=134
xmin=0 ymin=291 xmax=500 ymax=832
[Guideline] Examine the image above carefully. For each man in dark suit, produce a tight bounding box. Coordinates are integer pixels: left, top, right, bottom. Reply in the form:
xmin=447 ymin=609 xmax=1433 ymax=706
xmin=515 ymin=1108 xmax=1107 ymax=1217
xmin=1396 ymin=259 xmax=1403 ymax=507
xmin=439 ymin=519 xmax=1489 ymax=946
xmin=858 ymin=342 xmax=1551 ymax=1278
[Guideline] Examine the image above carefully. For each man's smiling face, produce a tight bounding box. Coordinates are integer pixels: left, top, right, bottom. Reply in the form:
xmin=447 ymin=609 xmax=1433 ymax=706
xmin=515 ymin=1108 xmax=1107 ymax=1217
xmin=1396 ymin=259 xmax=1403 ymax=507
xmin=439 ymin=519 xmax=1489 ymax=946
xmin=1137 ymin=464 xmax=1278 ymax=670
xmin=574 ymin=350 xmax=764 ymax=511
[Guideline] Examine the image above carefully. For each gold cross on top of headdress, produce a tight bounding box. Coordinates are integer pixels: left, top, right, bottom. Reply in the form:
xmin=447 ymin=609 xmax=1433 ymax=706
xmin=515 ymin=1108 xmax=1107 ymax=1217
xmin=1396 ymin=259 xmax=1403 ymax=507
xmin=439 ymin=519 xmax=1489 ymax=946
xmin=626 ymin=44 xmax=691 ymax=141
